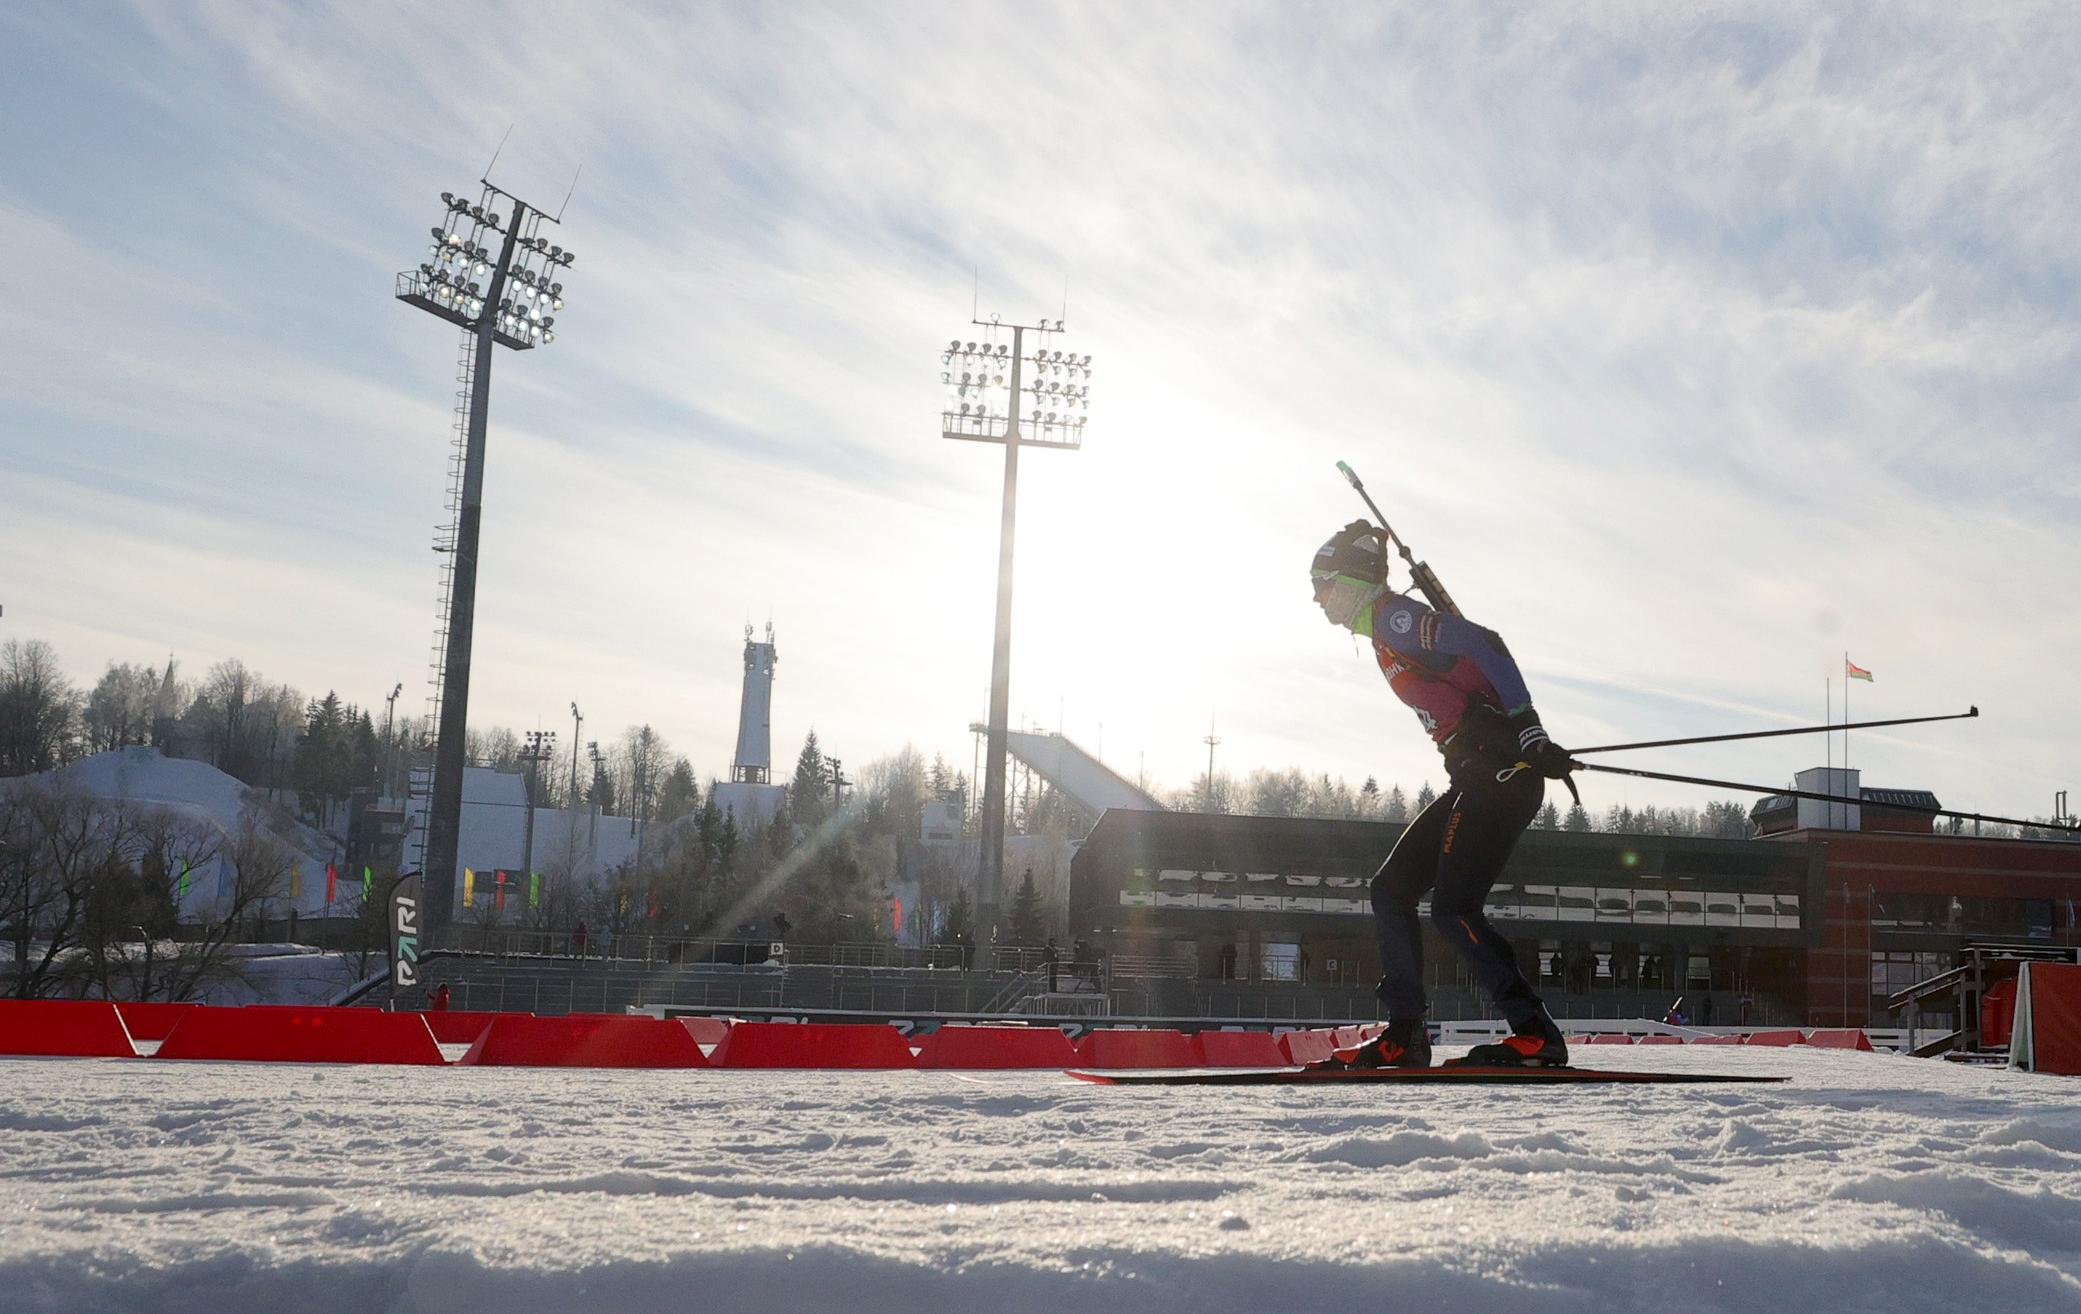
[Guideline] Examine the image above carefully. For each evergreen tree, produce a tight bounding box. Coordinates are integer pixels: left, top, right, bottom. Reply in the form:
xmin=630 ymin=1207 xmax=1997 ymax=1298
xmin=789 ymin=730 xmax=829 ymax=825
xmin=656 ymin=757 xmax=699 ymax=824
xmin=1533 ymin=800 xmax=1561 ymax=830
xmin=1563 ymin=802 xmax=1594 ymax=832
xmin=1383 ymin=784 xmax=1410 ymax=824
xmin=1007 ymin=868 xmax=1046 ymax=944
xmin=942 ymin=886 xmax=974 ymax=948
xmin=1414 ymin=781 xmax=1437 ymax=813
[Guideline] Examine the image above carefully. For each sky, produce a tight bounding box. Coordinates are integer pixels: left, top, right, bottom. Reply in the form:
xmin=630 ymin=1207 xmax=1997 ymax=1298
xmin=2 ymin=2 xmax=2077 ymax=819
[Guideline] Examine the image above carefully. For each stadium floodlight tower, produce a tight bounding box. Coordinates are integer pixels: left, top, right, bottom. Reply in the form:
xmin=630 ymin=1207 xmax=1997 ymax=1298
xmin=940 ymin=314 xmax=1093 ymax=940
xmin=395 ymin=180 xmax=576 ymax=941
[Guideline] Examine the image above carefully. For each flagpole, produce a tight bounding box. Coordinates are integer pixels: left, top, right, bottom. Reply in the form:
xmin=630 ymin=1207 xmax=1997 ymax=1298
xmin=1844 ymin=650 xmax=1851 ymax=780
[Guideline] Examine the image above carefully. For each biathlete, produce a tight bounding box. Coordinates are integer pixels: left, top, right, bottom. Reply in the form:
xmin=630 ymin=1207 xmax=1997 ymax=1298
xmin=1309 ymin=520 xmax=1576 ymax=1068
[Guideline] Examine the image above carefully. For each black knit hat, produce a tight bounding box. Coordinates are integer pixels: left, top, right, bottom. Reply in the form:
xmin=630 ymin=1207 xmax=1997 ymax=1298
xmin=1310 ymin=520 xmax=1388 ymax=586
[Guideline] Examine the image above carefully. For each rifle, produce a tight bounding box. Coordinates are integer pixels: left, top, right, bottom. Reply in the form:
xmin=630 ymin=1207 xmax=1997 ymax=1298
xmin=1336 ymin=461 xmax=1460 ymax=616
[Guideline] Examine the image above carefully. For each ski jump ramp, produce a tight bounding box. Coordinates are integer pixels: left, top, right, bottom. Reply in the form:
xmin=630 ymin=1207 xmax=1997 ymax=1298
xmin=1001 ymin=730 xmax=1165 ymax=816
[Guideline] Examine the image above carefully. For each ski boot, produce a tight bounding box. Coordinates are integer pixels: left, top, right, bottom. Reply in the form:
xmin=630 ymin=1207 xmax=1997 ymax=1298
xmin=1326 ymin=1018 xmax=1432 ymax=1069
xmin=1451 ymin=1014 xmax=1569 ymax=1068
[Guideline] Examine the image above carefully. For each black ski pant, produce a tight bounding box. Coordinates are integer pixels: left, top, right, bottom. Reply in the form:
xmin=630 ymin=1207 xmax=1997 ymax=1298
xmin=1370 ymin=769 xmax=1546 ymax=1030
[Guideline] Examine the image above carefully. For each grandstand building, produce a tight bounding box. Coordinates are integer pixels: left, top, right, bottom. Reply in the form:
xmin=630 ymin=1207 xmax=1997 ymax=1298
xmin=1067 ymin=766 xmax=2081 ymax=1029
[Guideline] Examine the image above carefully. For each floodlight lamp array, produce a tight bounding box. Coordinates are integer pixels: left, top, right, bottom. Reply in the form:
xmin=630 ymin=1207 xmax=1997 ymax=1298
xmin=414 ymin=187 xmax=576 ymax=346
xmin=1021 ymin=345 xmax=1092 ymax=442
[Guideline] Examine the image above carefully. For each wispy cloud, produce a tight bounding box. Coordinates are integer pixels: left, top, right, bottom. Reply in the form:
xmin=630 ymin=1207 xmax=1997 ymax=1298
xmin=2 ymin=2 xmax=2075 ymax=818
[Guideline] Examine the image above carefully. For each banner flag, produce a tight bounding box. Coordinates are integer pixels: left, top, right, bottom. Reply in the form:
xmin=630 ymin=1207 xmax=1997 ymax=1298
xmin=891 ymin=897 xmax=904 ymax=935
xmin=1846 ymin=658 xmax=1873 ymax=682
xmin=389 ymin=872 xmax=423 ymax=991
xmin=363 ymin=866 xmax=372 ymax=902
xmin=325 ymin=863 xmax=338 ymax=905
xmin=529 ymin=871 xmax=540 ymax=908
xmin=291 ymin=862 xmax=302 ymax=900
xmin=494 ymin=870 xmax=507 ymax=912
xmin=177 ymin=862 xmax=190 ymax=899
xmin=463 ymin=868 xmax=475 ymax=905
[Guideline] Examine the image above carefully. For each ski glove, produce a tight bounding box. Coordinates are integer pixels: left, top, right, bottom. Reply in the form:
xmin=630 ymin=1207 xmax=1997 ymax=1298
xmin=1526 ymin=739 xmax=1575 ymax=780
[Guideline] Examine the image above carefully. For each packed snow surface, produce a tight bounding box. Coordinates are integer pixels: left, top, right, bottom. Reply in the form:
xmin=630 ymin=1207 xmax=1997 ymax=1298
xmin=2 ymin=1046 xmax=2078 ymax=1313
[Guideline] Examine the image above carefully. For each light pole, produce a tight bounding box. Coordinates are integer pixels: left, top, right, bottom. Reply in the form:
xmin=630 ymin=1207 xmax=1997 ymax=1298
xmin=940 ymin=316 xmax=1093 ymax=938
xmin=569 ymin=702 xmax=583 ymax=809
xmin=518 ymin=729 xmax=556 ymax=916
xmin=396 ymin=180 xmax=577 ymax=941
xmin=383 ymin=682 xmax=402 ymax=797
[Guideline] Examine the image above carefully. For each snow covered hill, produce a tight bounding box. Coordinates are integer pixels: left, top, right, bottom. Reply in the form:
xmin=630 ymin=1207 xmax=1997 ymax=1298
xmin=8 ymin=746 xmax=361 ymax=921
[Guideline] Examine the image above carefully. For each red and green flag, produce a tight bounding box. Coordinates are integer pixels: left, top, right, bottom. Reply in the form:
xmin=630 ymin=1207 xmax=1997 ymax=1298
xmin=1846 ymin=658 xmax=1873 ymax=682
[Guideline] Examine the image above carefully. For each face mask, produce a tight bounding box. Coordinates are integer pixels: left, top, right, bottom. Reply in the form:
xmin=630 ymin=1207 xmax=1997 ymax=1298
xmin=1313 ymin=575 xmax=1378 ymax=629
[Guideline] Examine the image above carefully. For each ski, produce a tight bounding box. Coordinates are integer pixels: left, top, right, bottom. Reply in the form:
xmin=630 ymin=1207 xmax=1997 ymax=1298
xmin=1065 ymin=1065 xmax=1786 ymax=1086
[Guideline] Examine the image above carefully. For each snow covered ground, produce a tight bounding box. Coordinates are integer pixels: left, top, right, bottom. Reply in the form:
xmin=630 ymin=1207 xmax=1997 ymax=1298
xmin=2 ymin=1046 xmax=2078 ymax=1314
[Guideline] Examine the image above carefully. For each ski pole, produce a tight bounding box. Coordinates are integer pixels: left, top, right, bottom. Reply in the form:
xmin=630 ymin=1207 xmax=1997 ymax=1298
xmin=1335 ymin=460 xmax=1460 ymax=616
xmin=1572 ymin=707 xmax=1979 ymax=756
xmin=1572 ymin=760 xmax=2069 ymax=834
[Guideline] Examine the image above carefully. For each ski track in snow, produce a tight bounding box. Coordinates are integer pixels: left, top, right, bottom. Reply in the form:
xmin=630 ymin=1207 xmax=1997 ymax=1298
xmin=2 ymin=1048 xmax=2079 ymax=1313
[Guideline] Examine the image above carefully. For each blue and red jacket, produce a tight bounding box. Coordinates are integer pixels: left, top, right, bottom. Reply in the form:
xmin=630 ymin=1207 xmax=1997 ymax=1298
xmin=1367 ymin=591 xmax=1543 ymax=763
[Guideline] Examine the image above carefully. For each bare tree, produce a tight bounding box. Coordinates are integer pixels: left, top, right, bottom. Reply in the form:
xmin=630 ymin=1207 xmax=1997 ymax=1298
xmin=149 ymin=821 xmax=293 ymax=1002
xmin=0 ymin=639 xmax=79 ymax=775
xmin=83 ymin=662 xmax=156 ymax=752
xmin=1 ymin=782 xmax=123 ymax=997
xmin=188 ymin=659 xmax=259 ymax=779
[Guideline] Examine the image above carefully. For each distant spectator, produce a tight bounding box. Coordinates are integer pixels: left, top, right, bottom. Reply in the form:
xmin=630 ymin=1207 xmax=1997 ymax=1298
xmin=773 ymin=911 xmax=792 ymax=942
xmin=1739 ymin=991 xmax=1755 ymax=1025
xmin=428 ymin=983 xmax=451 ymax=1012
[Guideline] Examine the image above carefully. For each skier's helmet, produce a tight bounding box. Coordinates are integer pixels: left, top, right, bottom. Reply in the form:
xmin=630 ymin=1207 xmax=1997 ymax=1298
xmin=1309 ymin=520 xmax=1388 ymax=600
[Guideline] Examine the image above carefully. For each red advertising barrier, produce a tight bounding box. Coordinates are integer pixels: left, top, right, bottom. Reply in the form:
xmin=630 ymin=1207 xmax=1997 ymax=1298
xmin=680 ymin=1016 xmax=732 ymax=1046
xmin=1332 ymin=1026 xmax=1367 ymax=1049
xmin=1743 ymin=1029 xmax=1806 ymax=1047
xmin=1278 ymin=1029 xmax=1337 ymax=1066
xmin=1073 ymin=1028 xmax=1198 ymax=1069
xmin=1587 ymin=1034 xmax=1636 ymax=1044
xmin=2012 ymin=962 xmax=2081 ymax=1077
xmin=1691 ymin=1034 xmax=1743 ymax=1045
xmin=914 ymin=1025 xmax=1077 ymax=1069
xmin=711 ymin=1021 xmax=917 ymax=1069
xmin=1191 ymin=1030 xmax=1287 ymax=1067
xmin=423 ymin=1011 xmax=518 ymax=1046
xmin=0 ymin=999 xmax=137 ymax=1058
xmin=1804 ymin=1029 xmax=1876 ymax=1051
xmin=458 ymin=1014 xmax=710 ymax=1068
xmin=113 ymin=1001 xmax=199 ymax=1043
xmin=154 ymin=1005 xmax=445 ymax=1065
xmin=1637 ymin=1034 xmax=1685 ymax=1045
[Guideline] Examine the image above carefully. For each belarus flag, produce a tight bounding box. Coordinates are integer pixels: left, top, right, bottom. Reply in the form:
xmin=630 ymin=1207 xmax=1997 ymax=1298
xmin=1846 ymin=659 xmax=1873 ymax=682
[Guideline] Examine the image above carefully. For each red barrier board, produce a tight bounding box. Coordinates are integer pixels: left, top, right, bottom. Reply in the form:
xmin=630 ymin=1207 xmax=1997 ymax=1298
xmin=1587 ymin=1034 xmax=1636 ymax=1044
xmin=1073 ymin=1028 xmax=1198 ymax=1069
xmin=422 ymin=1011 xmax=519 ymax=1046
xmin=2013 ymin=963 xmax=2081 ymax=1077
xmin=154 ymin=1006 xmax=445 ymax=1065
xmin=1277 ymin=1029 xmax=1336 ymax=1066
xmin=1804 ymin=1029 xmax=1876 ymax=1051
xmin=680 ymin=1016 xmax=732 ymax=1046
xmin=0 ymin=1000 xmax=136 ymax=1057
xmin=113 ymin=1001 xmax=198 ymax=1043
xmin=1332 ymin=1025 xmax=1367 ymax=1049
xmin=711 ymin=1021 xmax=917 ymax=1069
xmin=458 ymin=1014 xmax=710 ymax=1068
xmin=1191 ymin=1030 xmax=1288 ymax=1067
xmin=1637 ymin=1034 xmax=1684 ymax=1044
xmin=1691 ymin=1034 xmax=1743 ymax=1045
xmin=1744 ymin=1029 xmax=1806 ymax=1047
xmin=915 ymin=1024 xmax=1077 ymax=1069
